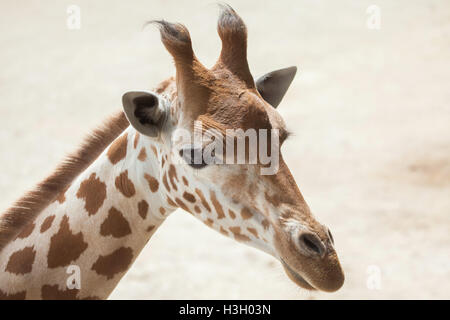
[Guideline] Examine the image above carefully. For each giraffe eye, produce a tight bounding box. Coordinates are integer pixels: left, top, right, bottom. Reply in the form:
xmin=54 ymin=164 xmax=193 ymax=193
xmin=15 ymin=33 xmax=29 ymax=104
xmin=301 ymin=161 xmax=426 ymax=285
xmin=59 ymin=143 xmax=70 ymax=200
xmin=179 ymin=147 xmax=208 ymax=169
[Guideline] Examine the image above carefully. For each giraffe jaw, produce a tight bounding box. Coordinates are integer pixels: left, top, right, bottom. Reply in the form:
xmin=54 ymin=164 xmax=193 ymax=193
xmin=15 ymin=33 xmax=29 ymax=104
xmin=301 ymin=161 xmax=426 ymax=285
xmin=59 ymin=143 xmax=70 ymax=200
xmin=280 ymin=258 xmax=316 ymax=291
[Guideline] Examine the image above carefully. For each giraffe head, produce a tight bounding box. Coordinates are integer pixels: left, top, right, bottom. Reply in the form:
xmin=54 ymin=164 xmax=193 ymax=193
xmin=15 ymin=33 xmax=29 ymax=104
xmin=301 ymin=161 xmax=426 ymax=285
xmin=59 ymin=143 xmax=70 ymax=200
xmin=122 ymin=5 xmax=344 ymax=292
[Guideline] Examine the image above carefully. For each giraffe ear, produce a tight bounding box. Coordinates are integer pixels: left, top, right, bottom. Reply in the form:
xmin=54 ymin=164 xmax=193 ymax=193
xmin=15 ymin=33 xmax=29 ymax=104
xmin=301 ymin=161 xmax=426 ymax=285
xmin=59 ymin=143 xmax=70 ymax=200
xmin=122 ymin=91 xmax=167 ymax=137
xmin=255 ymin=66 xmax=297 ymax=108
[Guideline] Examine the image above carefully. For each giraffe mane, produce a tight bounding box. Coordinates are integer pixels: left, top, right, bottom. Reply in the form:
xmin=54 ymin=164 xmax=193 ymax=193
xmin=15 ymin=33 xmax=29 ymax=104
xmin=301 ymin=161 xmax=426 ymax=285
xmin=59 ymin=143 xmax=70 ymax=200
xmin=0 ymin=110 xmax=130 ymax=252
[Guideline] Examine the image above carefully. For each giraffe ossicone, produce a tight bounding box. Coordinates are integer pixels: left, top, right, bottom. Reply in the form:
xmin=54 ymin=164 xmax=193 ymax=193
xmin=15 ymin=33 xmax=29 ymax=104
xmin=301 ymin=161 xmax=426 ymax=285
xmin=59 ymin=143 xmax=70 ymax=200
xmin=0 ymin=5 xmax=344 ymax=299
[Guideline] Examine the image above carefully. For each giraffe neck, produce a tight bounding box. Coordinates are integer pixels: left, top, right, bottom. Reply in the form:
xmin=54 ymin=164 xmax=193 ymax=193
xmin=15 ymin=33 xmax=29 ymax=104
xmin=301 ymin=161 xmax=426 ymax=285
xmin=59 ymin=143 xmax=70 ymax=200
xmin=0 ymin=127 xmax=175 ymax=299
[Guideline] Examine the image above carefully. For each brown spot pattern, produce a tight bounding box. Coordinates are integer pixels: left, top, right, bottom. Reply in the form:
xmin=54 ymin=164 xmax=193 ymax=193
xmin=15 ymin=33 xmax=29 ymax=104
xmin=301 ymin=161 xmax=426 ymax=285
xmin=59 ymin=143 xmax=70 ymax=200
xmin=159 ymin=207 xmax=166 ymax=215
xmin=228 ymin=209 xmax=236 ymax=219
xmin=194 ymin=206 xmax=201 ymax=214
xmin=133 ymin=132 xmax=140 ymax=149
xmin=240 ymin=207 xmax=253 ymax=220
xmin=167 ymin=197 xmax=177 ymax=207
xmin=0 ymin=289 xmax=26 ymax=300
xmin=91 ymin=247 xmax=133 ymax=280
xmin=48 ymin=215 xmax=88 ymax=268
xmin=262 ymin=219 xmax=270 ymax=230
xmin=56 ymin=192 xmax=65 ymax=204
xmin=107 ymin=132 xmax=128 ymax=164
xmin=115 ymin=170 xmax=136 ymax=198
xmin=168 ymin=165 xmax=178 ymax=191
xmin=76 ymin=173 xmax=107 ymax=216
xmin=144 ymin=173 xmax=159 ymax=192
xmin=16 ymin=222 xmax=35 ymax=239
xmin=151 ymin=145 xmax=158 ymax=157
xmin=55 ymin=186 xmax=69 ymax=204
xmin=229 ymin=227 xmax=251 ymax=242
xmin=210 ymin=191 xmax=225 ymax=219
xmin=0 ymin=111 xmax=128 ymax=254
xmin=162 ymin=173 xmax=171 ymax=192
xmin=183 ymin=192 xmax=196 ymax=203
xmin=205 ymin=218 xmax=214 ymax=227
xmin=40 ymin=215 xmax=55 ymax=233
xmin=265 ymin=191 xmax=281 ymax=207
xmin=175 ymin=198 xmax=189 ymax=212
xmin=220 ymin=227 xmax=229 ymax=236
xmin=100 ymin=207 xmax=132 ymax=238
xmin=182 ymin=176 xmax=189 ymax=186
xmin=147 ymin=225 xmax=155 ymax=232
xmin=195 ymin=188 xmax=211 ymax=212
xmin=247 ymin=227 xmax=259 ymax=238
xmin=137 ymin=147 xmax=147 ymax=161
xmin=138 ymin=200 xmax=149 ymax=219
xmin=5 ymin=246 xmax=36 ymax=275
xmin=41 ymin=284 xmax=79 ymax=300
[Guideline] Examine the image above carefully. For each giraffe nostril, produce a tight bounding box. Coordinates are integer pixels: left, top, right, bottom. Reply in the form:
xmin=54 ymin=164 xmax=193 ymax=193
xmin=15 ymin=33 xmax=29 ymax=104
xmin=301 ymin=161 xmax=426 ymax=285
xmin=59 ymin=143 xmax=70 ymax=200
xmin=299 ymin=233 xmax=325 ymax=256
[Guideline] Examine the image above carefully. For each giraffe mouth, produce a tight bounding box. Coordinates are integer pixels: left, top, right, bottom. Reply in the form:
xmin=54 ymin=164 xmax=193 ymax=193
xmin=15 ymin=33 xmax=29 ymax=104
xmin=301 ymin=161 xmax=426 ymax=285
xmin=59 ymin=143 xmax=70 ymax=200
xmin=280 ymin=259 xmax=316 ymax=291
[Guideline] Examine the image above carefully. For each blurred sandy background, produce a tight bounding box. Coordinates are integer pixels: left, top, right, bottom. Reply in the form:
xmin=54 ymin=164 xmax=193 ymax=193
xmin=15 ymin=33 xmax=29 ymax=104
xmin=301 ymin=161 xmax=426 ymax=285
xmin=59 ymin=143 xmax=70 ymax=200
xmin=0 ymin=0 xmax=449 ymax=299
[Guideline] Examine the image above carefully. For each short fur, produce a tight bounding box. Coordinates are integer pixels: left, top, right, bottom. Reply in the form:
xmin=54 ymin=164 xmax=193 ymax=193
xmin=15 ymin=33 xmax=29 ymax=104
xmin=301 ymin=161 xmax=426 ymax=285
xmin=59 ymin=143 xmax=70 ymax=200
xmin=216 ymin=4 xmax=254 ymax=88
xmin=149 ymin=20 xmax=194 ymax=65
xmin=0 ymin=111 xmax=130 ymax=252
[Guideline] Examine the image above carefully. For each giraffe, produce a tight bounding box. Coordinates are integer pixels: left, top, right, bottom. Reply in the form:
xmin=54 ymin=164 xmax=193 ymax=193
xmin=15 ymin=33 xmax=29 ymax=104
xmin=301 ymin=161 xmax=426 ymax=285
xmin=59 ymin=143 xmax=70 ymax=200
xmin=0 ymin=6 xmax=344 ymax=299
